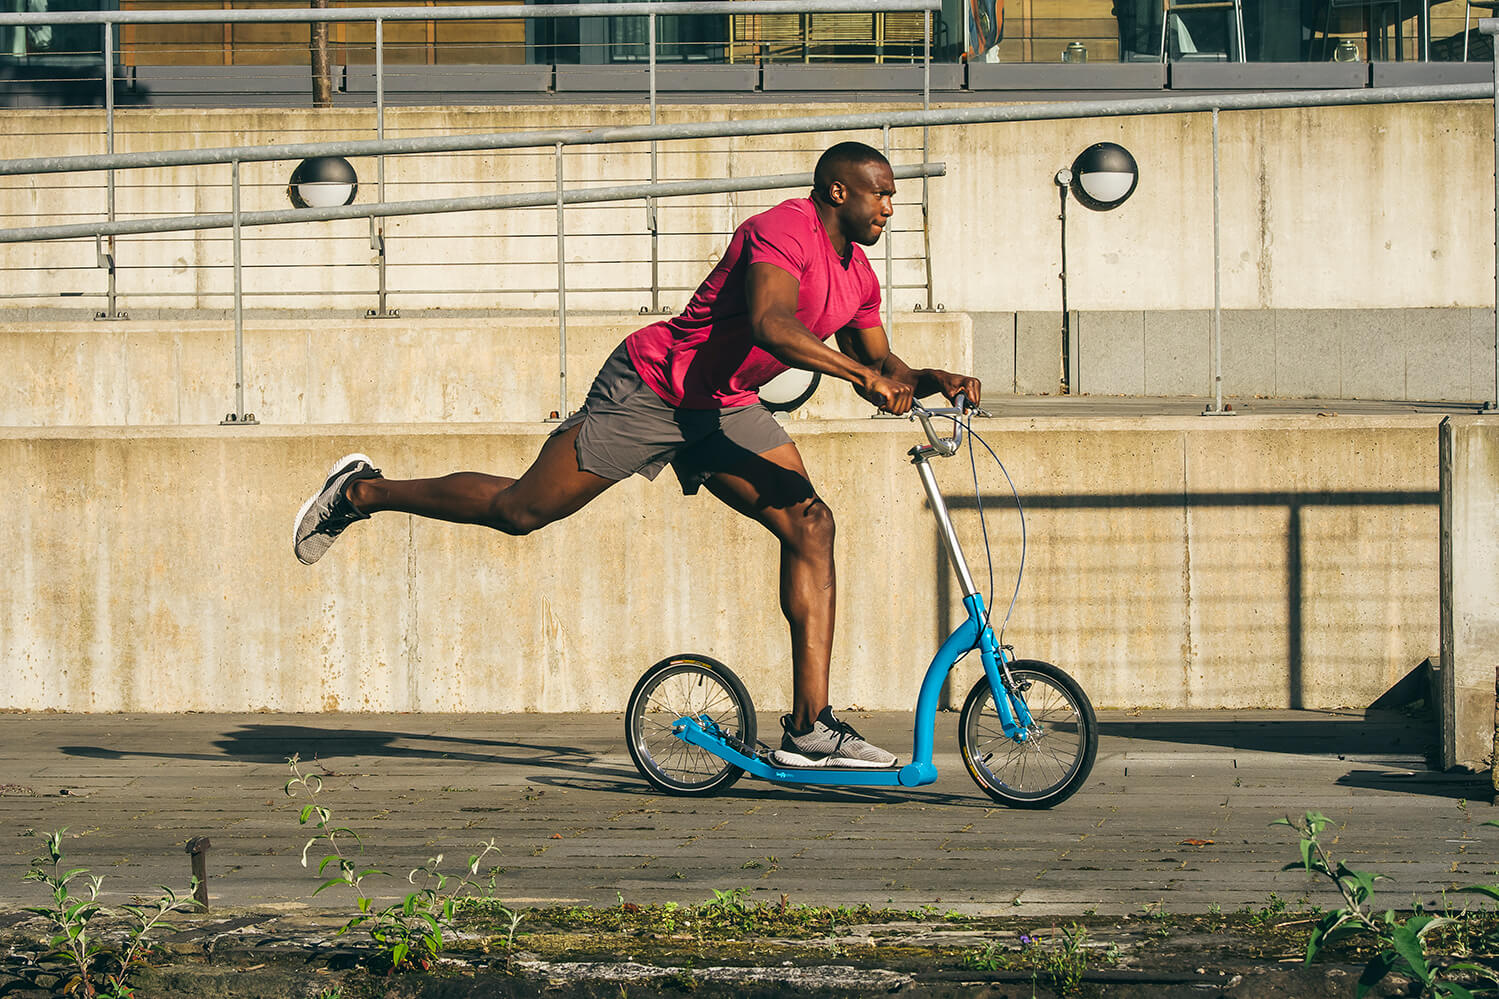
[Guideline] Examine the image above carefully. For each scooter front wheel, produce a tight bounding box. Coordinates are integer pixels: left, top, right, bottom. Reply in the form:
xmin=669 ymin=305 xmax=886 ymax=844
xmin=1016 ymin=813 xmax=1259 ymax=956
xmin=626 ymin=654 xmax=757 ymax=796
xmin=959 ymin=660 xmax=1097 ymax=808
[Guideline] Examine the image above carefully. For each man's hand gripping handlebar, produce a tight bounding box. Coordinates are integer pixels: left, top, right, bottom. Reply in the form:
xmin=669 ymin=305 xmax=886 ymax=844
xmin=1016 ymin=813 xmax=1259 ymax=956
xmin=910 ymin=393 xmax=981 ymax=458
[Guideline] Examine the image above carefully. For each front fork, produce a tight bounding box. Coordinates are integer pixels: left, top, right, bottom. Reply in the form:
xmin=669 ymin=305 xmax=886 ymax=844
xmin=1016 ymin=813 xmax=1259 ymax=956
xmin=974 ymin=607 xmax=1035 ymax=740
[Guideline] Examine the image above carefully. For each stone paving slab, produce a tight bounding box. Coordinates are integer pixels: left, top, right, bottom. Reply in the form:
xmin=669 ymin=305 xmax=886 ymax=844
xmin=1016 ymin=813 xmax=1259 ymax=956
xmin=0 ymin=708 xmax=1490 ymax=919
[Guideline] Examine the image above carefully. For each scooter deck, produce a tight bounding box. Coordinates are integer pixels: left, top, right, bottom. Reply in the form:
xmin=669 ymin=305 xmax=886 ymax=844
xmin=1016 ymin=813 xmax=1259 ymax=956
xmin=675 ymin=717 xmax=938 ymax=788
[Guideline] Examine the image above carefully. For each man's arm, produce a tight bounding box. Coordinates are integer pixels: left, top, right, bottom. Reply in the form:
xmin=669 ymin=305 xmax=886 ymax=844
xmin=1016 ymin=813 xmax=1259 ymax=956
xmin=835 ymin=324 xmax=983 ymax=409
xmin=746 ymin=261 xmax=915 ymax=413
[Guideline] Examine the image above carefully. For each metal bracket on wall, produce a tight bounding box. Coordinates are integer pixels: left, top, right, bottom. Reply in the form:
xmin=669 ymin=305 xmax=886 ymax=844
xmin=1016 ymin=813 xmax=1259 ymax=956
xmin=638 ymin=305 xmax=674 ymax=316
xmin=366 ymin=230 xmax=400 ymax=319
xmin=913 ymin=303 xmax=945 ymax=312
xmin=93 ymin=239 xmax=126 ymax=320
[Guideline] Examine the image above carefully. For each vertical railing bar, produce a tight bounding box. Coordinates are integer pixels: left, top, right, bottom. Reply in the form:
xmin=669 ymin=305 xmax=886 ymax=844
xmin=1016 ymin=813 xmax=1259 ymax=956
xmin=556 ymin=141 xmax=568 ymax=418
xmin=882 ymin=123 xmax=893 ymax=337
xmin=1211 ymin=106 xmax=1225 ymax=414
xmin=1491 ymin=27 xmax=1499 ymax=410
xmin=920 ymin=7 xmax=932 ymax=310
xmin=369 ymin=16 xmax=392 ymax=319
xmin=222 ymin=159 xmax=253 ymax=425
xmin=648 ymin=10 xmax=660 ymax=312
xmin=103 ymin=22 xmax=118 ymax=319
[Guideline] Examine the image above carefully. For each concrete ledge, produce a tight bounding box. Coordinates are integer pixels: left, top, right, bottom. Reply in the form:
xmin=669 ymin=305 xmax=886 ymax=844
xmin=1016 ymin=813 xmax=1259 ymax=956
xmin=966 ymin=63 xmax=1166 ymax=91
xmin=1371 ymin=63 xmax=1494 ymax=87
xmin=761 ymin=63 xmax=962 ymax=91
xmin=343 ymin=64 xmax=554 ymax=95
xmin=0 ymin=415 xmax=1440 ymax=712
xmin=553 ymin=65 xmax=760 ymax=92
xmin=0 ymin=313 xmax=971 ymax=426
xmin=1169 ymin=62 xmax=1373 ymax=91
xmin=1169 ymin=61 xmax=1369 ymax=90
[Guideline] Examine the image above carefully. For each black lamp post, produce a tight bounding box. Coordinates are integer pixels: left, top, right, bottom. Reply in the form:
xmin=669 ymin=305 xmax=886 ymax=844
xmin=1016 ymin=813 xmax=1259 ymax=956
xmin=288 ymin=155 xmax=359 ymax=210
xmin=1056 ymin=142 xmax=1139 ymax=394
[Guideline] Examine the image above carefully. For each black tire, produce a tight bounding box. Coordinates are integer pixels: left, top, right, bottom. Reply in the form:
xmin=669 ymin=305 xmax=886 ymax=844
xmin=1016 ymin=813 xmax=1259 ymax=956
xmin=626 ymin=654 xmax=756 ymax=796
xmin=959 ymin=660 xmax=1097 ymax=808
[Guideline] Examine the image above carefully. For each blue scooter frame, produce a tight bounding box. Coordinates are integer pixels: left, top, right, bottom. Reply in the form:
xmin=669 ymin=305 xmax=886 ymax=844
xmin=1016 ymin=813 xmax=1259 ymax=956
xmin=673 ymin=590 xmax=1033 ymax=788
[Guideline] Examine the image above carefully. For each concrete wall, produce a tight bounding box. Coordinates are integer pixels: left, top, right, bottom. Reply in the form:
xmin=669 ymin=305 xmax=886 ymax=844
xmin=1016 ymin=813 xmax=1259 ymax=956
xmin=1440 ymin=416 xmax=1499 ymax=771
xmin=971 ymin=309 xmax=1495 ymax=402
xmin=0 ymin=416 xmax=1439 ymax=713
xmin=0 ymin=313 xmax=970 ymax=425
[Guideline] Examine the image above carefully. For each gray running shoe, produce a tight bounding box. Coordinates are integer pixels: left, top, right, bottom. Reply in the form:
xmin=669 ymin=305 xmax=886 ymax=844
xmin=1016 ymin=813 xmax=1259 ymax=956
xmin=293 ymin=453 xmax=382 ymax=565
xmin=770 ymin=707 xmax=897 ymax=769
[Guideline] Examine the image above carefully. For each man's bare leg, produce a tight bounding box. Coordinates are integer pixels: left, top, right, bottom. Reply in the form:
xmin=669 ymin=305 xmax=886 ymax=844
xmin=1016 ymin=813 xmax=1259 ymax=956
xmin=347 ymin=424 xmax=615 ymax=536
xmin=702 ymin=442 xmax=834 ymax=733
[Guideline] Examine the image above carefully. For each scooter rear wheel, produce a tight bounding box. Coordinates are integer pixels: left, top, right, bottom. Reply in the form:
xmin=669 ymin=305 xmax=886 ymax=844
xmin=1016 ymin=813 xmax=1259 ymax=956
xmin=626 ymin=654 xmax=756 ymax=796
xmin=959 ymin=660 xmax=1097 ymax=808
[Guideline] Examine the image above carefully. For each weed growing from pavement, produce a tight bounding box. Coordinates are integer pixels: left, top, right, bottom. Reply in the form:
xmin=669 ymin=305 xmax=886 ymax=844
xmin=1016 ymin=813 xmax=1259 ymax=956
xmin=959 ymin=923 xmax=1111 ymax=997
xmin=21 ymin=828 xmax=200 ymax=998
xmin=1277 ymin=809 xmax=1499 ymax=998
xmin=284 ymin=755 xmax=523 ymax=973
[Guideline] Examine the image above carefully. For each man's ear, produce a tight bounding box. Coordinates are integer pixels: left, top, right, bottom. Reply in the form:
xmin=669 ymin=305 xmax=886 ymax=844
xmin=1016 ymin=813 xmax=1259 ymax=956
xmin=825 ymin=179 xmax=847 ymax=205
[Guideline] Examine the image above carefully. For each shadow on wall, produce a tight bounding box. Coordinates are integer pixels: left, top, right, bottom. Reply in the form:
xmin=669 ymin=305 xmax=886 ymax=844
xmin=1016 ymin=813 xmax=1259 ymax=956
xmin=935 ymin=487 xmax=1439 ymax=712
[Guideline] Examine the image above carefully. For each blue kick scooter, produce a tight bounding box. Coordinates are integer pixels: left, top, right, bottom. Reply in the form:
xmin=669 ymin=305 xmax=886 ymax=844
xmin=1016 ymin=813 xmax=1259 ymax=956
xmin=624 ymin=398 xmax=1097 ymax=808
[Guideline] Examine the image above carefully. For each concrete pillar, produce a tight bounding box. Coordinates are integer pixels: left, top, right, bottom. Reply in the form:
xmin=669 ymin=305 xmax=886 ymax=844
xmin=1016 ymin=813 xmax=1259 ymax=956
xmin=1438 ymin=416 xmax=1499 ymax=773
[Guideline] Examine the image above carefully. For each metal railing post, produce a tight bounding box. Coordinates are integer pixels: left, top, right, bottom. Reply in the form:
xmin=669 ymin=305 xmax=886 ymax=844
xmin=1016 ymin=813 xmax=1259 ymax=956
xmin=1204 ymin=106 xmax=1230 ymax=416
xmin=647 ymin=11 xmax=662 ymax=313
xmin=882 ymin=123 xmax=893 ymax=336
xmin=555 ymin=141 xmax=568 ymax=419
xmin=221 ymin=159 xmax=255 ymax=425
xmin=97 ymin=21 xmax=124 ymax=321
xmin=368 ymin=16 xmax=397 ymax=318
xmin=920 ymin=7 xmax=933 ymax=310
xmin=1492 ymin=18 xmax=1499 ymax=410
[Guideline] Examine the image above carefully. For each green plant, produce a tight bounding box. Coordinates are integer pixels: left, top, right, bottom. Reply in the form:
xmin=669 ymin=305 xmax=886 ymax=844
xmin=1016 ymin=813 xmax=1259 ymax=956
xmin=22 ymin=828 xmax=199 ymax=998
xmin=285 ymin=755 xmax=520 ymax=972
xmin=961 ymin=940 xmax=1005 ymax=972
xmin=1032 ymin=923 xmax=1092 ymax=996
xmin=958 ymin=926 xmax=1099 ymax=997
xmin=704 ymin=886 xmax=749 ymax=912
xmin=1277 ymin=810 xmax=1499 ymax=998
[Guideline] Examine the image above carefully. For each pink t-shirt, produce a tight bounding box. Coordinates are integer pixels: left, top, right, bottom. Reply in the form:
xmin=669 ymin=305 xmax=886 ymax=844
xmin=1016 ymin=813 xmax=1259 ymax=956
xmin=625 ymin=198 xmax=882 ymax=409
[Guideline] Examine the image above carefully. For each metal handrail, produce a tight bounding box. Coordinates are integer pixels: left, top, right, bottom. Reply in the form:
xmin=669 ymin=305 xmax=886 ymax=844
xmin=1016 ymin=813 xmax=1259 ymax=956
xmin=0 ymin=164 xmax=945 ymax=244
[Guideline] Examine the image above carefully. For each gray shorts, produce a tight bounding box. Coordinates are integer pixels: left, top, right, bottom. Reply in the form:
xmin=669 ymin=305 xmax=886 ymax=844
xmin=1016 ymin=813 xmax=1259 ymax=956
xmin=551 ymin=340 xmax=793 ymax=495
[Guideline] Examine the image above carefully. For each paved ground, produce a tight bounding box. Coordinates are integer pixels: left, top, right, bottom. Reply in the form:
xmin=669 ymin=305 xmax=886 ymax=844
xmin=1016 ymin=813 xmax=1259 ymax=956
xmin=0 ymin=708 xmax=1490 ymax=920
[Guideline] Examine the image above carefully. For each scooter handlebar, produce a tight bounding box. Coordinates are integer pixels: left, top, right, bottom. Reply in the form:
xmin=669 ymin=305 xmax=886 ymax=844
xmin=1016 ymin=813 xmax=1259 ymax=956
xmin=910 ymin=392 xmax=968 ymax=456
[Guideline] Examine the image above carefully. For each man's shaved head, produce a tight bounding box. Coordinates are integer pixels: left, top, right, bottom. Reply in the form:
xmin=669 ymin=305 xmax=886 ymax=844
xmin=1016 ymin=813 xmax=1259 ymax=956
xmin=812 ymin=142 xmax=891 ymax=204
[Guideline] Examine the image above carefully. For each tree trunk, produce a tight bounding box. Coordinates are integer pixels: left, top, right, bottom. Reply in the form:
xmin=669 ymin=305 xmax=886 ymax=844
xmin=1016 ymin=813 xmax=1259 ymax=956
xmin=310 ymin=0 xmax=332 ymax=108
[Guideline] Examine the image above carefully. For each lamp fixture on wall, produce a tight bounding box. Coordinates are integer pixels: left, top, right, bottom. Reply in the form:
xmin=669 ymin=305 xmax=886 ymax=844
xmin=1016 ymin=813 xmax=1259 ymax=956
xmin=288 ymin=155 xmax=359 ymax=209
xmin=1056 ymin=142 xmax=1139 ymax=394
